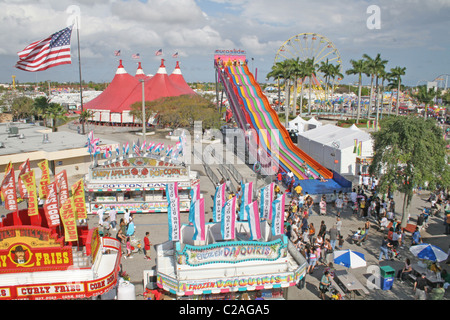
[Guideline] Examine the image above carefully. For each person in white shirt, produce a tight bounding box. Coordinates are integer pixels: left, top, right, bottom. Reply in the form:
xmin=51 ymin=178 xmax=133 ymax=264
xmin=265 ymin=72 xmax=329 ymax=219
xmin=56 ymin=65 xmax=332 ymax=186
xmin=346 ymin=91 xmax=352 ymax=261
xmin=109 ymin=208 xmax=117 ymax=231
xmin=97 ymin=206 xmax=105 ymax=226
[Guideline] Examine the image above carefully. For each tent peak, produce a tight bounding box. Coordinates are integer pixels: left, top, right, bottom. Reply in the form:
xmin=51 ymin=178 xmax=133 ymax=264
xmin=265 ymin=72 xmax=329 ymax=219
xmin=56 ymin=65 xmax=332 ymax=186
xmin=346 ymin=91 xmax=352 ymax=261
xmin=172 ymin=61 xmax=182 ymax=75
xmin=116 ymin=60 xmax=128 ymax=75
xmin=156 ymin=59 xmax=167 ymax=75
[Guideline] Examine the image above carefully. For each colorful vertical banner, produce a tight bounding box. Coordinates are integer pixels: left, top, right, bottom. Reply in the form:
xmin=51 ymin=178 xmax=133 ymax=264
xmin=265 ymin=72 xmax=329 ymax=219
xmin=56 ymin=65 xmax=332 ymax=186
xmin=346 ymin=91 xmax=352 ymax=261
xmin=190 ymin=184 xmax=200 ymax=203
xmin=271 ymin=193 xmax=285 ymax=236
xmin=239 ymin=181 xmax=253 ymax=221
xmin=246 ymin=201 xmax=261 ymax=240
xmin=59 ymin=197 xmax=78 ymax=242
xmin=353 ymin=139 xmax=358 ymax=154
xmin=17 ymin=159 xmax=31 ymax=199
xmin=260 ymin=182 xmax=274 ymax=220
xmin=212 ymin=183 xmax=226 ymax=222
xmin=221 ymin=196 xmax=236 ymax=240
xmin=19 ymin=170 xmax=39 ymax=217
xmin=166 ymin=182 xmax=178 ymax=203
xmin=55 ymin=170 xmax=69 ymax=208
xmin=37 ymin=159 xmax=51 ymax=199
xmin=357 ymin=141 xmax=362 ymax=156
xmin=71 ymin=179 xmax=87 ymax=220
xmin=44 ymin=181 xmax=61 ymax=227
xmin=192 ymin=198 xmax=205 ymax=241
xmin=1 ymin=166 xmax=18 ymax=212
xmin=167 ymin=197 xmax=180 ymax=242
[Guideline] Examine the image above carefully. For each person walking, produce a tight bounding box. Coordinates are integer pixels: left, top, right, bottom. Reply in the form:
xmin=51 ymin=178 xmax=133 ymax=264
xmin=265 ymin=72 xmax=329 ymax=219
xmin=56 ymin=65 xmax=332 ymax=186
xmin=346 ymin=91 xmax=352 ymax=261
xmin=97 ymin=206 xmax=105 ymax=226
xmin=143 ymin=232 xmax=152 ymax=261
xmin=329 ymin=225 xmax=338 ymax=251
xmin=379 ymin=236 xmax=392 ymax=261
xmin=109 ymin=208 xmax=117 ymax=231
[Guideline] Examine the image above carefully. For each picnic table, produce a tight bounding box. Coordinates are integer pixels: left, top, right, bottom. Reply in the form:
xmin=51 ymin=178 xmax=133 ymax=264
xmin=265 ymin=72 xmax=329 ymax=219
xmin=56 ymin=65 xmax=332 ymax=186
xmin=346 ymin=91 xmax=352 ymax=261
xmin=410 ymin=263 xmax=445 ymax=288
xmin=334 ymin=270 xmax=369 ymax=299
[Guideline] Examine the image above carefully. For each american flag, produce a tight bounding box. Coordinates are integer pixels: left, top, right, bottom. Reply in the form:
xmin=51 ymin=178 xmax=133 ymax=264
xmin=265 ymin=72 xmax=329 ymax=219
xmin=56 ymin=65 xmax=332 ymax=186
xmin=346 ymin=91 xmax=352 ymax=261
xmin=132 ymin=53 xmax=140 ymax=59
xmin=133 ymin=142 xmax=141 ymax=156
xmin=15 ymin=26 xmax=73 ymax=72
xmin=155 ymin=49 xmax=163 ymax=56
xmin=114 ymin=50 xmax=121 ymax=56
xmin=172 ymin=52 xmax=178 ymax=58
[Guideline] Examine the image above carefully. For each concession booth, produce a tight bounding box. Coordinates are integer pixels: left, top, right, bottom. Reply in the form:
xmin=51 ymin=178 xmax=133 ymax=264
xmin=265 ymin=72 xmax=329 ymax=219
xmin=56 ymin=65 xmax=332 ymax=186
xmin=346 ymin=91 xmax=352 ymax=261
xmin=152 ymin=221 xmax=307 ymax=300
xmin=85 ymin=156 xmax=199 ymax=214
xmin=0 ymin=160 xmax=122 ymax=300
xmin=0 ymin=209 xmax=121 ymax=300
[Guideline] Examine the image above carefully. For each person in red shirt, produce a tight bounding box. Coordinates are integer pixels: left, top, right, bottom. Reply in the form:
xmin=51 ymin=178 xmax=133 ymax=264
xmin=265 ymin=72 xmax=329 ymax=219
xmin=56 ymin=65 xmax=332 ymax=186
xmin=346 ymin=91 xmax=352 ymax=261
xmin=144 ymin=232 xmax=151 ymax=261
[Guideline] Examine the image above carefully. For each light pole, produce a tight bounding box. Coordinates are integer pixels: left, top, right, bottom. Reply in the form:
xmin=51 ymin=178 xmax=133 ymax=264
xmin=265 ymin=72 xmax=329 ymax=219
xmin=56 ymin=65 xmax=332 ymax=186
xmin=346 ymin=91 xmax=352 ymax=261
xmin=140 ymin=79 xmax=146 ymax=138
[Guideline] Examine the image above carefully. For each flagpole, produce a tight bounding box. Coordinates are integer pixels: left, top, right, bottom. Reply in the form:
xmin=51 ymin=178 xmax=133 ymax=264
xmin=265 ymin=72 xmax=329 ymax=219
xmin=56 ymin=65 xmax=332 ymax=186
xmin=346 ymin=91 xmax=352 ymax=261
xmin=76 ymin=18 xmax=85 ymax=135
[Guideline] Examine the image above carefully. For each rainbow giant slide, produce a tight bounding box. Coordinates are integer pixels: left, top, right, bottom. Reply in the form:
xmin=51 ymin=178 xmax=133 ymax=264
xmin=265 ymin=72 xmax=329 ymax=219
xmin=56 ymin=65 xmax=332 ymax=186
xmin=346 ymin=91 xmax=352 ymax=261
xmin=218 ymin=62 xmax=333 ymax=182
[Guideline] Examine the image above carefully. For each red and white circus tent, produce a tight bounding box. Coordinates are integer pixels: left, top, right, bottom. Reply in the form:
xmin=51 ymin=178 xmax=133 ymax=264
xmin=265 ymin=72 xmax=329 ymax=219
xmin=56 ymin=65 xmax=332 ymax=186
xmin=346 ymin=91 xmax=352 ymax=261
xmin=169 ymin=61 xmax=196 ymax=95
xmin=84 ymin=59 xmax=196 ymax=125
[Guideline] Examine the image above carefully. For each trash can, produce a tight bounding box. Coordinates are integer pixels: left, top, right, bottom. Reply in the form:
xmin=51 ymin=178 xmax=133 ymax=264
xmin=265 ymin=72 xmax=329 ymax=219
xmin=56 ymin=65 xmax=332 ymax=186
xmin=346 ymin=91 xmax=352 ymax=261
xmin=380 ymin=265 xmax=395 ymax=290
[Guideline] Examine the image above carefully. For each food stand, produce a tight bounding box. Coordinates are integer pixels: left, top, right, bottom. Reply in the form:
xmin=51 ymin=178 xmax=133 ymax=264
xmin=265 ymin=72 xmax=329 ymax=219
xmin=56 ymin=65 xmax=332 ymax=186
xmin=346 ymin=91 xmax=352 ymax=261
xmin=85 ymin=156 xmax=199 ymax=214
xmin=0 ymin=208 xmax=121 ymax=300
xmin=151 ymin=221 xmax=307 ymax=300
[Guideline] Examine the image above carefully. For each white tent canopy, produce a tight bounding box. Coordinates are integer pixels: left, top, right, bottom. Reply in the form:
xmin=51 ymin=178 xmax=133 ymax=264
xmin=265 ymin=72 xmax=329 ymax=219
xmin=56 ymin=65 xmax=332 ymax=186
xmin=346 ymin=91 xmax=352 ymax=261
xmin=297 ymin=124 xmax=373 ymax=175
xmin=288 ymin=115 xmax=308 ymax=132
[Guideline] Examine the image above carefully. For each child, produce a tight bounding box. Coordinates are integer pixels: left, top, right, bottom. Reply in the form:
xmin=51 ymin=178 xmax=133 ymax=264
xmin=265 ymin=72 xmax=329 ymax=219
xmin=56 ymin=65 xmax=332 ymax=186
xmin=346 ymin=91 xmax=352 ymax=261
xmin=319 ymin=197 xmax=327 ymax=216
xmin=125 ymin=236 xmax=133 ymax=259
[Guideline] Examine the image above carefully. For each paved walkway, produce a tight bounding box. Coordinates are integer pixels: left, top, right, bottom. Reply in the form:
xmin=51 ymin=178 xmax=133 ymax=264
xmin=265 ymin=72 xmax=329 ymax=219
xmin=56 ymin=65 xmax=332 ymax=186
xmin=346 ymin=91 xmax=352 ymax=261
xmin=3 ymin=123 xmax=448 ymax=300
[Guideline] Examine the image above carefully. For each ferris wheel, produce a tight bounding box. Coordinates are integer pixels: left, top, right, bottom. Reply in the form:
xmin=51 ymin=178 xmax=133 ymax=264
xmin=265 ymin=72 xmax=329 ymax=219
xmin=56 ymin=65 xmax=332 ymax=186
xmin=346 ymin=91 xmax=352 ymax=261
xmin=274 ymin=33 xmax=343 ymax=103
xmin=432 ymin=74 xmax=449 ymax=90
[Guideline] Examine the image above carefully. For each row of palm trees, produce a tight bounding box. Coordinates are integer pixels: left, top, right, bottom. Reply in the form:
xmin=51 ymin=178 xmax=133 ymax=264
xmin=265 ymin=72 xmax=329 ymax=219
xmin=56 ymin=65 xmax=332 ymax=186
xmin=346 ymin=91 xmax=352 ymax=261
xmin=267 ymin=54 xmax=406 ymax=126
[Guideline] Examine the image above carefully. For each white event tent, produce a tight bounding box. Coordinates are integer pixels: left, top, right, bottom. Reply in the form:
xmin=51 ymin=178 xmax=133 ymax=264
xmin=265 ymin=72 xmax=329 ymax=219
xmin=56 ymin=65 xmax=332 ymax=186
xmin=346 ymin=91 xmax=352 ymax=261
xmin=296 ymin=124 xmax=373 ymax=175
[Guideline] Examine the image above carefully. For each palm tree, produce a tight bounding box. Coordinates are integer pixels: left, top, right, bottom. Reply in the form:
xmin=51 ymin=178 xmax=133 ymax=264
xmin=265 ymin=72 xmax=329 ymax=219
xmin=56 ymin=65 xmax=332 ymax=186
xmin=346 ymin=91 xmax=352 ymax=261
xmin=304 ymin=57 xmax=318 ymax=114
xmin=318 ymin=59 xmax=333 ymax=110
xmin=47 ymin=102 xmax=68 ymax=132
xmin=267 ymin=61 xmax=285 ymax=112
xmin=346 ymin=59 xmax=366 ymax=123
xmin=389 ymin=66 xmax=406 ymax=116
xmin=33 ymin=96 xmax=51 ymax=127
xmin=372 ymin=54 xmax=388 ymax=130
xmin=363 ymin=54 xmax=376 ymax=117
xmin=415 ymin=86 xmax=437 ymax=118
xmin=268 ymin=60 xmax=293 ymax=127
xmin=292 ymin=60 xmax=308 ymax=117
xmin=329 ymin=64 xmax=344 ymax=113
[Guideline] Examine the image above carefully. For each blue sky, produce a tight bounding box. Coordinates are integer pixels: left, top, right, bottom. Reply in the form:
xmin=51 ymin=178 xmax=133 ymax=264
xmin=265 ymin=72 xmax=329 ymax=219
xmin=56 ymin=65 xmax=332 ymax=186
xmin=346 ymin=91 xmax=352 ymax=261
xmin=0 ymin=0 xmax=449 ymax=87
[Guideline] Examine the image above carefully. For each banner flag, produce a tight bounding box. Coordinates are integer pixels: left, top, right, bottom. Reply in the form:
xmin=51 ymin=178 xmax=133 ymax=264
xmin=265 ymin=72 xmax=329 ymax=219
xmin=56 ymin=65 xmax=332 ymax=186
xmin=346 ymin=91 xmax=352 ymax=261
xmin=190 ymin=183 xmax=200 ymax=203
xmin=37 ymin=159 xmax=51 ymax=199
xmin=188 ymin=184 xmax=201 ymax=224
xmin=17 ymin=159 xmax=31 ymax=199
xmin=246 ymin=201 xmax=261 ymax=240
xmin=166 ymin=182 xmax=178 ymax=203
xmin=212 ymin=183 xmax=226 ymax=222
xmin=19 ymin=170 xmax=39 ymax=217
xmin=167 ymin=197 xmax=180 ymax=241
xmin=192 ymin=198 xmax=205 ymax=241
xmin=221 ymin=196 xmax=236 ymax=240
xmin=1 ymin=166 xmax=18 ymax=212
xmin=239 ymin=181 xmax=253 ymax=221
xmin=55 ymin=170 xmax=69 ymax=208
xmin=260 ymin=182 xmax=274 ymax=220
xmin=71 ymin=179 xmax=87 ymax=220
xmin=44 ymin=181 xmax=61 ymax=227
xmin=59 ymin=197 xmax=78 ymax=242
xmin=271 ymin=193 xmax=285 ymax=236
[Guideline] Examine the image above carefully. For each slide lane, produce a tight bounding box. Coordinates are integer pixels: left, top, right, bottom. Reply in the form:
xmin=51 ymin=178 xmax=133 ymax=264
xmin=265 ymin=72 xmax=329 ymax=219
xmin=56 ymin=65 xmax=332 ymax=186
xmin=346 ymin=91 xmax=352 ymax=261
xmin=229 ymin=66 xmax=311 ymax=180
xmin=228 ymin=65 xmax=333 ymax=180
